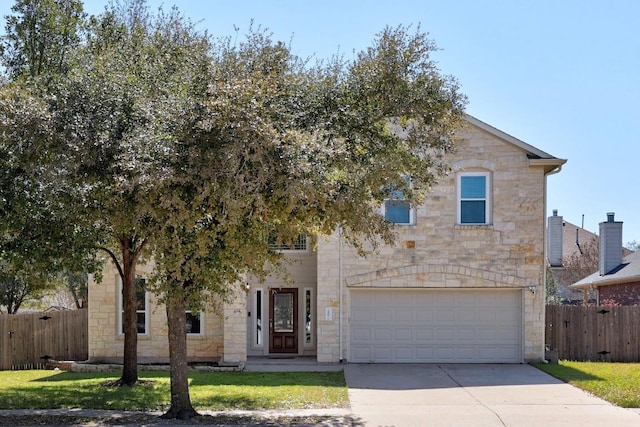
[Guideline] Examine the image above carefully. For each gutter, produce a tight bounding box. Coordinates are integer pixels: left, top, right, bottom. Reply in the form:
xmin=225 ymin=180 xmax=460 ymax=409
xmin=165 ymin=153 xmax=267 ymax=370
xmin=570 ymin=274 xmax=640 ymax=290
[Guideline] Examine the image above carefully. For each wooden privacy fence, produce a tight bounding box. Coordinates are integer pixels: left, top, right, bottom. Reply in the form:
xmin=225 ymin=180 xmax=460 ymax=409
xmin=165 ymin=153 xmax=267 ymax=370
xmin=545 ymin=305 xmax=640 ymax=362
xmin=0 ymin=309 xmax=88 ymax=370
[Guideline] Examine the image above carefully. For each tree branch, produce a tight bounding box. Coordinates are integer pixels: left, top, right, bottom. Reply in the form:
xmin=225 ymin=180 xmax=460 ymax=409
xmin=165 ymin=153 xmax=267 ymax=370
xmin=97 ymin=246 xmax=124 ymax=280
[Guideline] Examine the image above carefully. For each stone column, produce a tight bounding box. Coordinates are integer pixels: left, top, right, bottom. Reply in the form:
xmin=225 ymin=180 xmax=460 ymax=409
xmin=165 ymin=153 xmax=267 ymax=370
xmin=221 ymin=289 xmax=247 ymax=364
xmin=316 ymin=233 xmax=341 ymax=362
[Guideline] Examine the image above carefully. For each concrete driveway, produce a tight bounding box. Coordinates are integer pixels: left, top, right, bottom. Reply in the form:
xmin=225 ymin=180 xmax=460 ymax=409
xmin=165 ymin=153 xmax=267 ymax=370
xmin=344 ymin=363 xmax=640 ymax=427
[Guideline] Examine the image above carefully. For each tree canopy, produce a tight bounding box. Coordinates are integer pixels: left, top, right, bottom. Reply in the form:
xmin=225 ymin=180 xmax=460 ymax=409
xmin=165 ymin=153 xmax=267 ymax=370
xmin=0 ymin=0 xmax=466 ymax=419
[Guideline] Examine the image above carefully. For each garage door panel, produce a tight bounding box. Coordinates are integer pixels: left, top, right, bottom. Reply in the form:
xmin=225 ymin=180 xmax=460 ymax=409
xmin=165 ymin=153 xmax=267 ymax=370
xmin=395 ymin=328 xmax=413 ymax=341
xmin=351 ymin=327 xmax=371 ymax=342
xmin=351 ymin=347 xmax=372 ymax=361
xmin=456 ymin=328 xmax=475 ymax=340
xmin=394 ymin=293 xmax=415 ymax=305
xmin=415 ymin=347 xmax=434 ymax=359
xmin=415 ymin=329 xmax=434 ymax=341
xmin=415 ymin=311 xmax=434 ymax=322
xmin=374 ymin=328 xmax=392 ymax=341
xmin=394 ymin=311 xmax=412 ymax=322
xmin=395 ymin=348 xmax=413 ymax=361
xmin=350 ymin=307 xmax=372 ymax=322
xmin=457 ymin=311 xmax=477 ymax=323
xmin=436 ymin=327 xmax=456 ymax=341
xmin=435 ymin=311 xmax=455 ymax=323
xmin=373 ymin=348 xmax=392 ymax=360
xmin=374 ymin=310 xmax=393 ymax=322
xmin=350 ymin=289 xmax=522 ymax=363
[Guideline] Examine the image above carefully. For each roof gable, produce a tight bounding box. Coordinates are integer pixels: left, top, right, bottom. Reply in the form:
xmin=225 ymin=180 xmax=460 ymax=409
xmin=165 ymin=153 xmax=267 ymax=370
xmin=464 ymin=115 xmax=566 ymax=173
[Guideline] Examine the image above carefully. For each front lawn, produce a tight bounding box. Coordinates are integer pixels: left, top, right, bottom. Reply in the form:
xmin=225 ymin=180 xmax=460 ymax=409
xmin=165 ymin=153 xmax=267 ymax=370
xmin=0 ymin=370 xmax=348 ymax=411
xmin=535 ymin=361 xmax=640 ymax=408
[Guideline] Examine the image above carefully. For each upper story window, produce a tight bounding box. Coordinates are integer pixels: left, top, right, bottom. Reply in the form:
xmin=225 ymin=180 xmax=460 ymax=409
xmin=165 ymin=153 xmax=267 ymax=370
xmin=383 ymin=189 xmax=413 ymax=225
xmin=268 ymin=234 xmax=308 ymax=251
xmin=458 ymin=171 xmax=491 ymax=225
xmin=382 ymin=176 xmax=414 ymax=225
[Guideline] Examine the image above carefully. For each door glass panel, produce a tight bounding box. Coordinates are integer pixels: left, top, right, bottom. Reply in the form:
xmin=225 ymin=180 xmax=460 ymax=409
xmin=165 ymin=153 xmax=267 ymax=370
xmin=273 ymin=293 xmax=294 ymax=333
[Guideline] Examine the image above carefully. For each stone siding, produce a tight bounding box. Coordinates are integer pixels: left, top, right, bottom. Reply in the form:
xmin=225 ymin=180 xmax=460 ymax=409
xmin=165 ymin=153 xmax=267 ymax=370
xmin=87 ymin=262 xmax=224 ymax=363
xmin=316 ymin=123 xmax=549 ymax=362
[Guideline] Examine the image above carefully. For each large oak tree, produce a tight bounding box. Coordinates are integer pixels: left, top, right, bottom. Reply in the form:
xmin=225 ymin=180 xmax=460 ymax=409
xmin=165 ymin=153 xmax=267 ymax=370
xmin=1 ymin=0 xmax=466 ymax=419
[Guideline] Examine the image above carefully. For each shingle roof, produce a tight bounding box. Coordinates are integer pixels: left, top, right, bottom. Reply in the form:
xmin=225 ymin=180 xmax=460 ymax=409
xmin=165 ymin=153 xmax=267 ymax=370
xmin=571 ymin=249 xmax=640 ymax=289
xmin=561 ymin=220 xmax=598 ymax=260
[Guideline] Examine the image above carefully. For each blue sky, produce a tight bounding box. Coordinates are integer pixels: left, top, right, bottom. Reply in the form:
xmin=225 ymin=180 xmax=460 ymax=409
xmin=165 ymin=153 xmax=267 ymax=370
xmin=2 ymin=0 xmax=639 ymax=243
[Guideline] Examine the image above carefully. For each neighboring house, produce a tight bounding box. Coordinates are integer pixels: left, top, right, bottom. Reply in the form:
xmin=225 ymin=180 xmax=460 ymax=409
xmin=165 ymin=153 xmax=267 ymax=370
xmin=547 ymin=211 xmax=599 ymax=303
xmin=547 ymin=211 xmax=633 ymax=304
xmin=87 ymin=114 xmax=566 ymax=365
xmin=570 ymin=213 xmax=640 ymax=305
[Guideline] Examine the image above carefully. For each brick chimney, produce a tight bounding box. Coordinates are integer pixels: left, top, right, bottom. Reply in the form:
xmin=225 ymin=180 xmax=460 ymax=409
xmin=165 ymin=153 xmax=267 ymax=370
xmin=599 ymin=212 xmax=623 ymax=275
xmin=547 ymin=209 xmax=563 ymax=267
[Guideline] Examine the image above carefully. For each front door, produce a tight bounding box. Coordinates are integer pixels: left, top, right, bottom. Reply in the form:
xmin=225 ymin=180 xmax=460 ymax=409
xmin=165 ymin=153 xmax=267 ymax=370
xmin=269 ymin=288 xmax=298 ymax=353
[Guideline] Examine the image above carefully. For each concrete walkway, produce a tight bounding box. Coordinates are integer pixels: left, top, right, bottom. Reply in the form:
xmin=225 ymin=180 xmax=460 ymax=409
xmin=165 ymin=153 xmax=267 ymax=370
xmin=344 ymin=363 xmax=640 ymax=427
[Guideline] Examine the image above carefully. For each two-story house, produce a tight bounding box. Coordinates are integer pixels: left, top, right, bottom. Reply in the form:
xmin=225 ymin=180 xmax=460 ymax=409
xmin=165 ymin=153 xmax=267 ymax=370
xmin=87 ymin=115 xmax=566 ymax=364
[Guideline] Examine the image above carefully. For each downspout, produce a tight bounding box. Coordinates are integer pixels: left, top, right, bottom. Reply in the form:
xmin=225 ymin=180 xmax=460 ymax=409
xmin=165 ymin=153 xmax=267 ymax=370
xmin=338 ymin=227 xmax=344 ymax=362
xmin=541 ymin=165 xmax=563 ymax=360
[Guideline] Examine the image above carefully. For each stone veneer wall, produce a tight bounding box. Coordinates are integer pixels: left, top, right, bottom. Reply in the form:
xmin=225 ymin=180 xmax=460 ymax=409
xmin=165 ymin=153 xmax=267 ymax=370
xmin=315 ymin=234 xmax=342 ymax=362
xmin=316 ymin=123 xmax=549 ymax=363
xmin=221 ymin=290 xmax=247 ymax=363
xmin=88 ymin=262 xmax=225 ymax=363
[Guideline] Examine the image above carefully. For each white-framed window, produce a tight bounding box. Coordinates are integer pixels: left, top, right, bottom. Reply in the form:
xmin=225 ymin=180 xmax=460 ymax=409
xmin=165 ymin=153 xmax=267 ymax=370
xmin=304 ymin=287 xmax=314 ymax=348
xmin=457 ymin=171 xmax=491 ymax=224
xmin=118 ymin=277 xmax=149 ymax=335
xmin=268 ymin=234 xmax=308 ymax=252
xmin=185 ymin=310 xmax=202 ymax=335
xmin=382 ymin=176 xmax=414 ymax=225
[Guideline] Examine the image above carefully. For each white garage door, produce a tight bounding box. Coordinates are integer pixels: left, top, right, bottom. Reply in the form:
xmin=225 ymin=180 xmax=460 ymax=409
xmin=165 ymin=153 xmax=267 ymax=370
xmin=350 ymin=289 xmax=522 ymax=363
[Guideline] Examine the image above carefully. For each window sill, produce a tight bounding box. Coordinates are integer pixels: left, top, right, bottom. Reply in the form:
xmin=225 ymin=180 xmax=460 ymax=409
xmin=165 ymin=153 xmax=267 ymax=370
xmin=454 ymin=224 xmax=493 ymax=230
xmin=116 ymin=334 xmax=151 ymax=340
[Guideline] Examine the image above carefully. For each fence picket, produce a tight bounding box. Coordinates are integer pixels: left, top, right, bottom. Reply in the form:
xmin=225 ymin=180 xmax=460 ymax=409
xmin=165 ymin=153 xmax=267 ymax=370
xmin=545 ymin=305 xmax=640 ymax=362
xmin=0 ymin=309 xmax=88 ymax=370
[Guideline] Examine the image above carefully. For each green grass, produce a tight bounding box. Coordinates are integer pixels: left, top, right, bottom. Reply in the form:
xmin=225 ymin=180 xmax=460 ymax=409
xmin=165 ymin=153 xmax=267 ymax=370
xmin=535 ymin=361 xmax=640 ymax=408
xmin=0 ymin=370 xmax=348 ymax=411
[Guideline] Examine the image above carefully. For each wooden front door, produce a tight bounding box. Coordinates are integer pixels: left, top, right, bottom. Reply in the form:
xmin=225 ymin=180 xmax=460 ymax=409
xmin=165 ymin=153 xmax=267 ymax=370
xmin=269 ymin=288 xmax=298 ymax=353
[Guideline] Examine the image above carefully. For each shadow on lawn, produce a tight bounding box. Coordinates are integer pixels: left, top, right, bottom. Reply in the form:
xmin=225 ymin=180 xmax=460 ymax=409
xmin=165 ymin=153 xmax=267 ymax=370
xmin=2 ymin=370 xmax=346 ymax=411
xmin=0 ymin=383 xmax=168 ymax=411
xmin=534 ymin=363 xmax=605 ymax=382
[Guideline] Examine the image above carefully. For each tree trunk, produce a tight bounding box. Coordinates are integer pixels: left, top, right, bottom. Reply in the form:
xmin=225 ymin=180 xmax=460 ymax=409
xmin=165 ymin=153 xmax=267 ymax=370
xmin=161 ymin=292 xmax=199 ymax=420
xmin=120 ymin=239 xmax=138 ymax=386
